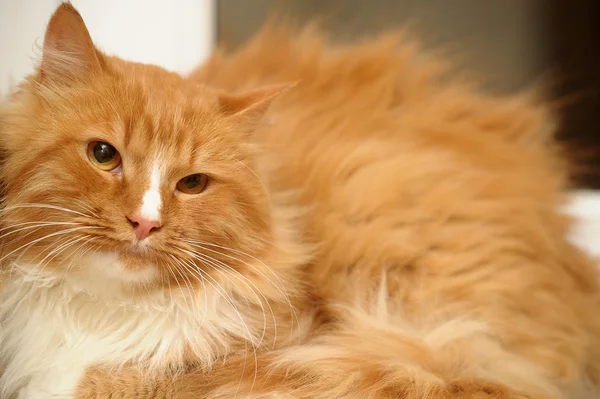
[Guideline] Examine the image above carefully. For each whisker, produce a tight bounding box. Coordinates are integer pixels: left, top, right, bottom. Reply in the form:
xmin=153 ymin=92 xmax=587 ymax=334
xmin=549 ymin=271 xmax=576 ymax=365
xmin=0 ymin=226 xmax=104 ymax=263
xmin=183 ymin=248 xmax=274 ymax=350
xmin=181 ymin=239 xmax=292 ymax=301
xmin=23 ymin=234 xmax=92 ymax=300
xmin=163 ymin=259 xmax=192 ymax=314
xmin=174 ymin=248 xmax=259 ymax=393
xmin=169 ymin=254 xmax=209 ymax=327
xmin=0 ymin=225 xmax=59 ymax=252
xmin=63 ymin=236 xmax=100 ymax=275
xmin=181 ymin=239 xmax=298 ymax=336
xmin=0 ymin=220 xmax=80 ymax=232
xmin=25 ymin=234 xmax=91 ymax=281
xmin=40 ymin=234 xmax=92 ymax=267
xmin=167 ymin=255 xmax=197 ymax=314
xmin=1 ymin=203 xmax=93 ymax=218
xmin=0 ymin=222 xmax=82 ymax=239
xmin=70 ymin=199 xmax=101 ymax=218
xmin=22 ymin=231 xmax=82 ymax=265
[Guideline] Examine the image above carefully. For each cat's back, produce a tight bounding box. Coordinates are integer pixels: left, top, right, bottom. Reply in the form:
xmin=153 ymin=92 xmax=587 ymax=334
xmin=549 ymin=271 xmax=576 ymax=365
xmin=192 ymin=23 xmax=560 ymax=195
xmin=191 ymin=23 xmax=566 ymax=234
xmin=191 ymin=26 xmax=600 ymax=394
xmin=192 ymin=22 xmax=598 ymax=304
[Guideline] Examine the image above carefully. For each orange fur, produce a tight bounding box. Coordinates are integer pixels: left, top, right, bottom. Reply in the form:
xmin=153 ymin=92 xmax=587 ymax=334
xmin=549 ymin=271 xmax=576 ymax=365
xmin=1 ymin=4 xmax=599 ymax=399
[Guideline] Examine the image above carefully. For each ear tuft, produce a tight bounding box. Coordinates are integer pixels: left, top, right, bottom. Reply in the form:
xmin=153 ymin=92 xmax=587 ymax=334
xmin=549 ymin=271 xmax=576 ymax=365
xmin=40 ymin=2 xmax=103 ymax=85
xmin=218 ymin=82 xmax=298 ymax=127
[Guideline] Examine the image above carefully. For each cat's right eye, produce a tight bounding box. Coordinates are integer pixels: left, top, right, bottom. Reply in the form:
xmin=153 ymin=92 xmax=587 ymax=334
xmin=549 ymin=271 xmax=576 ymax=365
xmin=87 ymin=141 xmax=122 ymax=172
xmin=176 ymin=174 xmax=209 ymax=195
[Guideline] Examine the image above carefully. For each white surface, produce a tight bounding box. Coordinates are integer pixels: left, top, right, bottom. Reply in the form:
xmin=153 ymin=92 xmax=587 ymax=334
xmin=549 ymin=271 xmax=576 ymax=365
xmin=70 ymin=0 xmax=215 ymax=74
xmin=0 ymin=0 xmax=58 ymax=94
xmin=565 ymin=190 xmax=600 ymax=260
xmin=0 ymin=0 xmax=216 ymax=95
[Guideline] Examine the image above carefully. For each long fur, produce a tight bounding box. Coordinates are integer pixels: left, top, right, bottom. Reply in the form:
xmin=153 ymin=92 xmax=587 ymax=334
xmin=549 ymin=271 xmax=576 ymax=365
xmin=1 ymin=4 xmax=599 ymax=399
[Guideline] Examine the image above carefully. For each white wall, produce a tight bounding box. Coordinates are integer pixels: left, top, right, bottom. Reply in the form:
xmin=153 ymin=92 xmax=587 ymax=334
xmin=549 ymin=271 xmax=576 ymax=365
xmin=70 ymin=0 xmax=215 ymax=74
xmin=0 ymin=0 xmax=58 ymax=94
xmin=0 ymin=0 xmax=215 ymax=94
xmin=565 ymin=191 xmax=600 ymax=261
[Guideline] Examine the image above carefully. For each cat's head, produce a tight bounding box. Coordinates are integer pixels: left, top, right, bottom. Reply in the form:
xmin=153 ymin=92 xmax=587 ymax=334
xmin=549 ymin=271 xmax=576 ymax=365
xmin=0 ymin=4 xmax=295 ymax=295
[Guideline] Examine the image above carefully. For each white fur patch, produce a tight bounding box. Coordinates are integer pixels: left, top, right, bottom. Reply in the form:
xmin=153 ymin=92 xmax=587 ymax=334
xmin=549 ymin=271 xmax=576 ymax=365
xmin=140 ymin=165 xmax=161 ymax=221
xmin=67 ymin=252 xmax=159 ymax=296
xmin=16 ymin=368 xmax=84 ymax=399
xmin=0 ymin=253 xmax=256 ymax=399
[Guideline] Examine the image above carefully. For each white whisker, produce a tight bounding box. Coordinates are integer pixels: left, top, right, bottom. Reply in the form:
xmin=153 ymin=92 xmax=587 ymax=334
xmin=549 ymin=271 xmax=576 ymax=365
xmin=168 ymin=254 xmax=209 ymax=327
xmin=175 ymin=248 xmax=259 ymax=394
xmin=181 ymin=239 xmax=298 ymax=336
xmin=0 ymin=222 xmax=82 ymax=240
xmin=26 ymin=234 xmax=91 ymax=282
xmin=1 ymin=203 xmax=93 ymax=218
xmin=0 ymin=226 xmax=103 ymax=263
xmin=167 ymin=255 xmax=197 ymax=314
xmin=183 ymin=248 xmax=274 ymax=349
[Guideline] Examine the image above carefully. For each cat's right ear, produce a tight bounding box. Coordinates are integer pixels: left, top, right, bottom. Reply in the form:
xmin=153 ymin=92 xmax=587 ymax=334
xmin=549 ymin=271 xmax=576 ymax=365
xmin=40 ymin=3 xmax=104 ymax=86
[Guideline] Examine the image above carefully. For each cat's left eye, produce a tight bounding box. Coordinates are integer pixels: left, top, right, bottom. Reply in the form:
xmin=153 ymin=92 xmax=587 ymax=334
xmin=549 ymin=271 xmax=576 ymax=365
xmin=87 ymin=141 xmax=121 ymax=172
xmin=176 ymin=174 xmax=209 ymax=194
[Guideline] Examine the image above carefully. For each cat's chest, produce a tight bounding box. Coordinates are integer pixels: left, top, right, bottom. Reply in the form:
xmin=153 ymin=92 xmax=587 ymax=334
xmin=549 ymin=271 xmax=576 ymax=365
xmin=0 ymin=277 xmax=232 ymax=398
xmin=0 ymin=286 xmax=117 ymax=397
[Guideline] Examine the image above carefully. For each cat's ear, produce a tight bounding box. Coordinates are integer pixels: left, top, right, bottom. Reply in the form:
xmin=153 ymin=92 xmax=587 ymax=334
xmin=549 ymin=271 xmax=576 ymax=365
xmin=40 ymin=3 xmax=104 ymax=86
xmin=218 ymin=82 xmax=297 ymax=127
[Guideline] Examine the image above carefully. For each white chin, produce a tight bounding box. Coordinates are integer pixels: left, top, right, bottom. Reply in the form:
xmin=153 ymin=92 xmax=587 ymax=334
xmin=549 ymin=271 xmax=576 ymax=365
xmin=66 ymin=251 xmax=159 ymax=297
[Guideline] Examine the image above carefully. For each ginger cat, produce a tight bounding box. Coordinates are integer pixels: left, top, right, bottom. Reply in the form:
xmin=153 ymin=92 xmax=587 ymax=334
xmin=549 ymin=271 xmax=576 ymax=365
xmin=1 ymin=4 xmax=598 ymax=399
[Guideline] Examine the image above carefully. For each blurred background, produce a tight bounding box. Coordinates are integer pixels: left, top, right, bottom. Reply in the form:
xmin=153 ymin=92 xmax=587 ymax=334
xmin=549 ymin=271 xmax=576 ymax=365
xmin=218 ymin=0 xmax=600 ymax=189
xmin=1 ymin=0 xmax=599 ymax=188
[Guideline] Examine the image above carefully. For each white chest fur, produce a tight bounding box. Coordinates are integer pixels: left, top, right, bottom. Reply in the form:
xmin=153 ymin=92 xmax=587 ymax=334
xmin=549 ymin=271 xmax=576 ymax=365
xmin=0 ymin=269 xmax=249 ymax=399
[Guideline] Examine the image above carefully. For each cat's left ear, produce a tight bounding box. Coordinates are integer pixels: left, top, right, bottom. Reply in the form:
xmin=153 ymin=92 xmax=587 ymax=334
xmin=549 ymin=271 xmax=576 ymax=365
xmin=40 ymin=3 xmax=105 ymax=86
xmin=218 ymin=82 xmax=297 ymax=129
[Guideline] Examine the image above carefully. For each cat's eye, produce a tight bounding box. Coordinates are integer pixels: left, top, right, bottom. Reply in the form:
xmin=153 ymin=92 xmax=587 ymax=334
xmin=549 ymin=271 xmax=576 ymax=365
xmin=87 ymin=141 xmax=121 ymax=171
xmin=176 ymin=174 xmax=209 ymax=194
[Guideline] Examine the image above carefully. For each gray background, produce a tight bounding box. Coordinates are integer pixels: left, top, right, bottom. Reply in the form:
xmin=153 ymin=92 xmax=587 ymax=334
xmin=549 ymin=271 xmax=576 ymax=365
xmin=217 ymin=0 xmax=550 ymax=94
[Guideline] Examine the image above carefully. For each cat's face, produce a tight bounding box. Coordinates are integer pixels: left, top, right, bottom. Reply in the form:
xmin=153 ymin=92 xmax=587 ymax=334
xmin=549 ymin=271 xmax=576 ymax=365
xmin=0 ymin=4 xmax=284 ymax=292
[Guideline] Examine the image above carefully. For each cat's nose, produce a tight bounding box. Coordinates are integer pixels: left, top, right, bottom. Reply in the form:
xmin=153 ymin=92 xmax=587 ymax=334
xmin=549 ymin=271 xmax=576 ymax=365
xmin=127 ymin=213 xmax=161 ymax=241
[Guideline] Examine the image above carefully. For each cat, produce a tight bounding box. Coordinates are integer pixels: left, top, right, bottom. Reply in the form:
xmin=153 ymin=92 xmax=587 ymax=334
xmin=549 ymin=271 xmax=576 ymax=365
xmin=1 ymin=3 xmax=599 ymax=399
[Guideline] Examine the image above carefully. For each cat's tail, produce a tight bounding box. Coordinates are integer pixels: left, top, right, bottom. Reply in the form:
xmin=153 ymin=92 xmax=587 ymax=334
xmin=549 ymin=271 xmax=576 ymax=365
xmin=242 ymin=297 xmax=563 ymax=399
xmin=139 ymin=286 xmax=567 ymax=399
xmin=81 ymin=303 xmax=560 ymax=399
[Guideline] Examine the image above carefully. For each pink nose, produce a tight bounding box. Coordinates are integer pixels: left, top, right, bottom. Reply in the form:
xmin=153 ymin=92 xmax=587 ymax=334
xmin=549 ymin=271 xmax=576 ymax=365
xmin=128 ymin=214 xmax=161 ymax=241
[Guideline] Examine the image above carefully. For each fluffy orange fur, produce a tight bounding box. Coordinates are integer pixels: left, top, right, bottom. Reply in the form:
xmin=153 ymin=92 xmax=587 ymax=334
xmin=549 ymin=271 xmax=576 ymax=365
xmin=1 ymin=4 xmax=599 ymax=399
